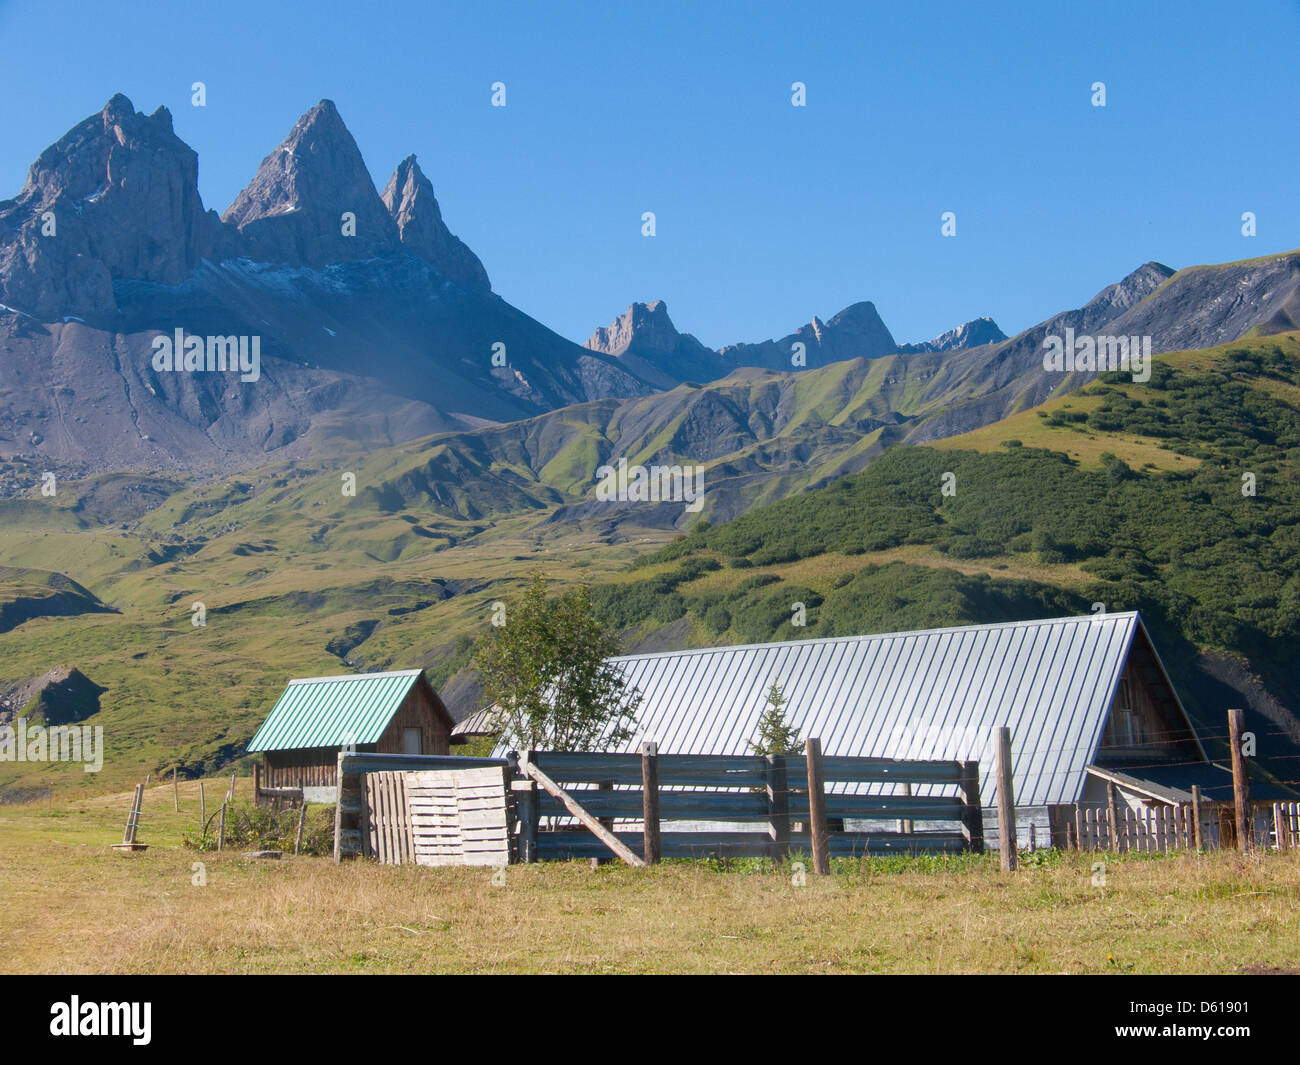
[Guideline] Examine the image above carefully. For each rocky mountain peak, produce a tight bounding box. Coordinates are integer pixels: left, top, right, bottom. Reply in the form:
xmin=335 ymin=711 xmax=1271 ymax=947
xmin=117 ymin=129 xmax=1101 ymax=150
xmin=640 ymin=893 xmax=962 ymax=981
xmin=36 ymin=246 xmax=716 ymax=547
xmin=584 ymin=299 xmax=727 ymax=387
xmin=806 ymin=301 xmax=896 ymax=356
xmin=1079 ymin=261 xmax=1176 ymax=329
xmin=380 ymin=154 xmax=490 ymax=293
xmin=898 ymin=315 xmax=1008 ymax=354
xmin=0 ymin=94 xmax=226 ymax=318
xmin=222 ymin=99 xmax=399 ymax=266
xmin=585 ymin=300 xmax=684 ymax=357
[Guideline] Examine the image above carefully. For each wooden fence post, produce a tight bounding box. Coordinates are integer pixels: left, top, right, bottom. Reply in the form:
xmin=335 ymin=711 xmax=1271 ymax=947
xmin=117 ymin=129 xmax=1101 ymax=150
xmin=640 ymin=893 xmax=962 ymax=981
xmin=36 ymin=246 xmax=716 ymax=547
xmin=516 ymin=780 xmax=539 ymax=863
xmin=595 ymin=779 xmax=614 ymax=864
xmin=805 ymin=738 xmax=830 ymax=875
xmin=253 ymin=762 xmax=261 ymax=808
xmin=766 ymin=754 xmax=790 ymax=862
xmin=332 ymin=751 xmax=346 ymax=863
xmin=199 ymin=781 xmax=206 ymax=828
xmin=1106 ymin=782 xmax=1120 ymax=854
xmin=1191 ymin=786 xmax=1204 ymax=851
xmin=1047 ymin=804 xmax=1073 ymax=850
xmin=994 ymin=726 xmax=1017 ymax=872
xmin=897 ymin=781 xmax=913 ymax=835
xmin=519 ymin=757 xmax=645 ymax=867
xmin=641 ymin=742 xmax=661 ymax=865
xmin=513 ymin=750 xmax=539 ymax=864
xmin=173 ymin=766 xmax=179 ymax=812
xmin=1228 ymin=708 xmax=1252 ymax=853
xmin=122 ymin=783 xmax=144 ymax=844
xmin=295 ymin=802 xmax=308 ymax=855
xmin=958 ymin=760 xmax=984 ymax=854
xmin=218 ymin=802 xmax=226 ymax=851
xmin=228 ymin=772 xmax=236 ymax=803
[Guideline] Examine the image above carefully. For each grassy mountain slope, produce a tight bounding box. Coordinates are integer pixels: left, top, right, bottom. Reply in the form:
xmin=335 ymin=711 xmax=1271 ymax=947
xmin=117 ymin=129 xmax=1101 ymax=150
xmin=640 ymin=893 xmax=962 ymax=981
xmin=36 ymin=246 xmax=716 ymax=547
xmin=586 ymin=333 xmax=1300 ymax=778
xmin=1 ymin=332 xmax=1297 ymax=798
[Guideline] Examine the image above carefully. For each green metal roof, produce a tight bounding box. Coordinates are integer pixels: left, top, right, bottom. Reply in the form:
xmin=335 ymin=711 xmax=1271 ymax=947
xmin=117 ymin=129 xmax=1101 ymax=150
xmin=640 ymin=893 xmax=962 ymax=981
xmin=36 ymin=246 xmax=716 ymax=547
xmin=247 ymin=669 xmax=424 ymax=753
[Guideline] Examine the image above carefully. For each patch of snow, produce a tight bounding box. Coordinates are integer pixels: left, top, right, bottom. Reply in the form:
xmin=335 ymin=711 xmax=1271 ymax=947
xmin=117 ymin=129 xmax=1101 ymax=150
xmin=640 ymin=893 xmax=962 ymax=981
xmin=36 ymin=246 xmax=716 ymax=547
xmin=85 ymin=183 xmax=110 ymax=204
xmin=61 ymin=315 xmax=85 ymax=324
xmin=323 ymin=326 xmax=336 ymax=337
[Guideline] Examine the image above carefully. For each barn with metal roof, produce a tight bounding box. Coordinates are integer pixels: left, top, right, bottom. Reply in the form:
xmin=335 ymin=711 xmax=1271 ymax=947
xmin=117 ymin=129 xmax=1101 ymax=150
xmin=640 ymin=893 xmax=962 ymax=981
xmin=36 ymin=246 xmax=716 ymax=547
xmin=478 ymin=611 xmax=1209 ymax=823
xmin=247 ymin=669 xmax=454 ymax=799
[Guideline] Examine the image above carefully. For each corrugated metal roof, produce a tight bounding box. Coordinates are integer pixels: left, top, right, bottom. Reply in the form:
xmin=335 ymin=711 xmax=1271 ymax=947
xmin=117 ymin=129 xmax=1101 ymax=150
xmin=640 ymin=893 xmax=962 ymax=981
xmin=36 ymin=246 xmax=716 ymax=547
xmin=453 ymin=704 xmax=503 ymax=736
xmin=247 ymin=669 xmax=423 ymax=752
xmin=578 ymin=612 xmax=1160 ymax=807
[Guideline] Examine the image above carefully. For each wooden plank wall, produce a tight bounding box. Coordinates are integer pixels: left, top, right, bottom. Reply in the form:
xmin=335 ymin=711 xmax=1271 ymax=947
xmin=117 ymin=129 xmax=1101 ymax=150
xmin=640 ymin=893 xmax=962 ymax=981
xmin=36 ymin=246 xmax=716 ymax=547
xmin=334 ymin=753 xmax=510 ymax=862
xmin=356 ymin=765 xmax=512 ymax=867
xmin=264 ymin=762 xmax=336 ymax=789
xmin=406 ymin=766 xmax=511 ymax=867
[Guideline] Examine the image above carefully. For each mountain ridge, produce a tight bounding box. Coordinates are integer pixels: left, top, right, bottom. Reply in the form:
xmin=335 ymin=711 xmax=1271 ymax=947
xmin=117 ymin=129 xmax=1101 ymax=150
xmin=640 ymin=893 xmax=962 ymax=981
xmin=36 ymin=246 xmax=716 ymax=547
xmin=3 ymin=94 xmax=1299 ymax=484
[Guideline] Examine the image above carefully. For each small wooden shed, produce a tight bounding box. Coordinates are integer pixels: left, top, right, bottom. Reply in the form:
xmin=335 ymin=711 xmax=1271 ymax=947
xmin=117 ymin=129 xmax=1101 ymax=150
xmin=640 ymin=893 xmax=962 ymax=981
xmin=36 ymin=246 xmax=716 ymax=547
xmin=247 ymin=669 xmax=454 ymax=801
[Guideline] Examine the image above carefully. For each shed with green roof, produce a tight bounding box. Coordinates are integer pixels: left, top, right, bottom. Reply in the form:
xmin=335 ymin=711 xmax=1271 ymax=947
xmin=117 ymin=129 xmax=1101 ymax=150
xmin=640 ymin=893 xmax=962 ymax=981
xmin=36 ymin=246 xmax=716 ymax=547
xmin=247 ymin=669 xmax=454 ymax=797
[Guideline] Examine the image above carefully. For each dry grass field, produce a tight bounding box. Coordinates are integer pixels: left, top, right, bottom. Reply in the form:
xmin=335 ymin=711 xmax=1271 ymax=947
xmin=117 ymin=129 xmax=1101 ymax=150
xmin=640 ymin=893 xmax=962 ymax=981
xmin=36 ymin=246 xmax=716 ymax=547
xmin=2 ymin=779 xmax=1299 ymax=975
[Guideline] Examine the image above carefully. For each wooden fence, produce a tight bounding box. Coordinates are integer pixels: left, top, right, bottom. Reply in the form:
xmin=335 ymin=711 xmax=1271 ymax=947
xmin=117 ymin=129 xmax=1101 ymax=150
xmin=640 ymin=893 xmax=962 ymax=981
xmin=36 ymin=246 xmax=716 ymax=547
xmin=1046 ymin=799 xmax=1300 ymax=853
xmin=332 ymin=744 xmax=985 ymax=868
xmin=516 ymin=742 xmax=984 ymax=866
xmin=1276 ymin=801 xmax=1300 ymax=850
xmin=1069 ymin=802 xmax=1203 ymax=852
xmin=361 ymin=771 xmax=414 ymax=864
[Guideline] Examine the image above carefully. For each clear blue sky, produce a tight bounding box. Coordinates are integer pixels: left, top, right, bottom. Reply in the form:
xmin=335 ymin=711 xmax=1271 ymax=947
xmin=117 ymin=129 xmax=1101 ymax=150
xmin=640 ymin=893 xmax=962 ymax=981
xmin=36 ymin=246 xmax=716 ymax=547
xmin=1 ymin=0 xmax=1297 ymax=349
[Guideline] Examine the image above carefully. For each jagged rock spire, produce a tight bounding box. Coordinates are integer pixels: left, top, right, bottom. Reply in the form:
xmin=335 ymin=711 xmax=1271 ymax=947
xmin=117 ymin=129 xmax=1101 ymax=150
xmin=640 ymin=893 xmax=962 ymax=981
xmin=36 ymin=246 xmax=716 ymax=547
xmin=381 ymin=155 xmax=489 ymax=292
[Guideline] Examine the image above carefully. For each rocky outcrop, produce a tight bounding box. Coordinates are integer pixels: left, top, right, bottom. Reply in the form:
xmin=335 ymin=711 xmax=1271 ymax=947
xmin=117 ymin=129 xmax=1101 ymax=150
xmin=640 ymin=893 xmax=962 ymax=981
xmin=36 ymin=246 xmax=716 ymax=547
xmin=898 ymin=316 xmax=1007 ymax=353
xmin=584 ymin=300 xmax=727 ymax=387
xmin=0 ymin=95 xmax=233 ymax=318
xmin=1104 ymin=253 xmax=1300 ymax=352
xmin=717 ymin=301 xmax=898 ymax=371
xmin=0 ymin=666 xmax=105 ymax=727
xmin=381 ymin=155 xmax=490 ymax=293
xmin=222 ymin=99 xmax=400 ymax=267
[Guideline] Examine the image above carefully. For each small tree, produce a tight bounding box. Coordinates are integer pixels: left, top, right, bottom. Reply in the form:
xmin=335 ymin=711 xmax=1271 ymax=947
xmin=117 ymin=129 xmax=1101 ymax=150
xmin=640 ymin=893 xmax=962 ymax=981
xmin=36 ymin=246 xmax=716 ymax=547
xmin=474 ymin=573 xmax=639 ymax=751
xmin=749 ymin=678 xmax=801 ymax=756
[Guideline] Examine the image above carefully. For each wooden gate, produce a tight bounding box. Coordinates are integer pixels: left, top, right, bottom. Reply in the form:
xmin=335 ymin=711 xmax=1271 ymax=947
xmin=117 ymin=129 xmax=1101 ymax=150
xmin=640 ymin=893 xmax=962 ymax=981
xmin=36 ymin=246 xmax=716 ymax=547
xmin=362 ymin=771 xmax=414 ymax=864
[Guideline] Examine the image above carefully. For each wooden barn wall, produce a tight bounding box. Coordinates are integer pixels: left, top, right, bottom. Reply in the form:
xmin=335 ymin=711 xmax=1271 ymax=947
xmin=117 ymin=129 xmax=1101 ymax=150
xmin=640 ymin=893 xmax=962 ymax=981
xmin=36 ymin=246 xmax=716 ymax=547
xmin=263 ymin=745 xmax=376 ymax=789
xmin=1096 ymin=631 xmax=1200 ymax=759
xmin=376 ymin=684 xmax=451 ymax=757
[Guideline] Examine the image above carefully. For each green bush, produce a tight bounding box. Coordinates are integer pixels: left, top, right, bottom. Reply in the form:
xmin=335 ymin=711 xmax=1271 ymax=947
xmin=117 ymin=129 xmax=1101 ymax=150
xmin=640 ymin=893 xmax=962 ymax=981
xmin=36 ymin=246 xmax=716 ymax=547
xmin=183 ymin=802 xmax=334 ymax=856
